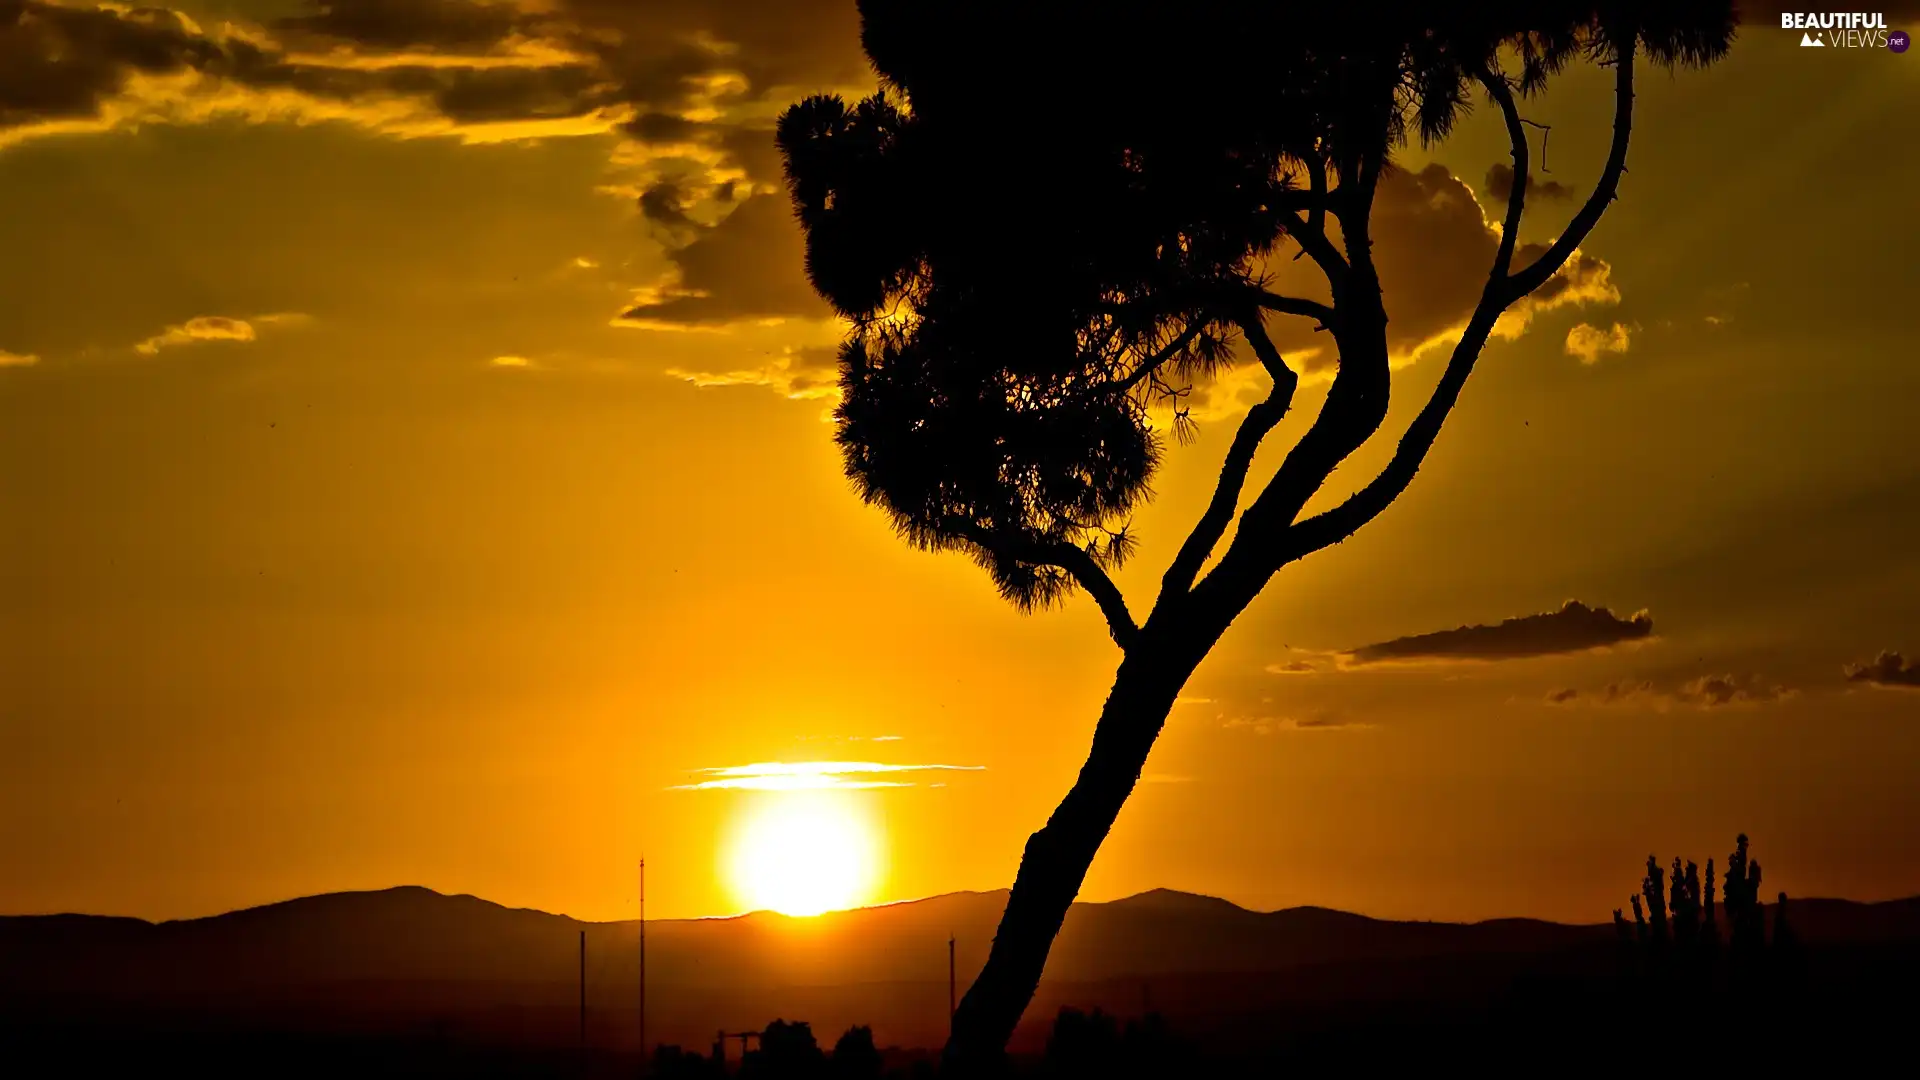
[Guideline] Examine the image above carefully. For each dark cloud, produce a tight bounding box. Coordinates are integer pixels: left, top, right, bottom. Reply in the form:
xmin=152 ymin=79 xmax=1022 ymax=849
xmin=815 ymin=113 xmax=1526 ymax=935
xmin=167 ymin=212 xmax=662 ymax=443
xmin=622 ymin=110 xmax=700 ymax=143
xmin=1846 ymin=651 xmax=1920 ymax=690
xmin=2 ymin=0 xmax=866 ymax=199
xmin=637 ymin=179 xmax=695 ymax=231
xmin=716 ymin=125 xmax=784 ymax=187
xmin=619 ymin=194 xmax=825 ymax=327
xmin=1485 ymin=162 xmax=1576 ymax=203
xmin=271 ymin=0 xmax=526 ymax=53
xmin=1544 ymin=686 xmax=1580 ymax=704
xmin=422 ymin=63 xmax=611 ymax=123
xmin=0 ymin=1 xmax=220 ymax=130
xmin=1346 ymin=600 xmax=1653 ymax=665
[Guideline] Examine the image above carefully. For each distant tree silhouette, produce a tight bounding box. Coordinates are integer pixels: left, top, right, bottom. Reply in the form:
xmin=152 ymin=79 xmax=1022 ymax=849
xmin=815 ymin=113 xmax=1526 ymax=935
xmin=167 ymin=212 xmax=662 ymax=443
xmin=831 ymin=1025 xmax=884 ymax=1080
xmin=779 ymin=2 xmax=1736 ymax=1069
xmin=1614 ymin=834 xmax=1804 ymax=999
xmin=1642 ymin=855 xmax=1670 ymax=951
xmin=741 ymin=1020 xmax=826 ymax=1080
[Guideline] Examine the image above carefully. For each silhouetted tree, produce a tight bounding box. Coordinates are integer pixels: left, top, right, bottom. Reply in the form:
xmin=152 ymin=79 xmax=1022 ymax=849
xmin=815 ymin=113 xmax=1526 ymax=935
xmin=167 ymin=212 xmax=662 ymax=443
xmin=741 ymin=1020 xmax=826 ymax=1080
xmin=778 ymin=2 xmax=1736 ymax=1068
xmin=1615 ymin=834 xmax=1810 ymax=1006
xmin=831 ymin=1025 xmax=883 ymax=1080
xmin=1642 ymin=855 xmax=1671 ymax=950
xmin=1723 ymin=834 xmax=1767 ymax=968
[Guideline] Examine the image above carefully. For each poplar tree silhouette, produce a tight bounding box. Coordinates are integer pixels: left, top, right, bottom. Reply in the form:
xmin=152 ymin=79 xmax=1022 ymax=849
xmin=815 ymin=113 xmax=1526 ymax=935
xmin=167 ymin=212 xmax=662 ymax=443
xmin=777 ymin=2 xmax=1736 ymax=1068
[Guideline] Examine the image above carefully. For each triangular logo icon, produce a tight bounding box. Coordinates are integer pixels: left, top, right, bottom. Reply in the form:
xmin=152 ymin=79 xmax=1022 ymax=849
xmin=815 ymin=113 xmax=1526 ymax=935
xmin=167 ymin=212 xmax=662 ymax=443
xmin=1801 ymin=31 xmax=1825 ymax=46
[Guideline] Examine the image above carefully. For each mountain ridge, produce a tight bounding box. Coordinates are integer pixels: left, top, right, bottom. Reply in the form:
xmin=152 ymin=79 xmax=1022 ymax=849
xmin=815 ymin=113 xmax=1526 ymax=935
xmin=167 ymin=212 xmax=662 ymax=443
xmin=7 ymin=884 xmax=1917 ymax=1055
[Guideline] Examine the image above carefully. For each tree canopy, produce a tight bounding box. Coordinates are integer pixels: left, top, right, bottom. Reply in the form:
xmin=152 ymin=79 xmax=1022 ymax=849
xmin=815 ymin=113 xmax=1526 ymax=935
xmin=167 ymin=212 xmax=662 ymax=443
xmin=778 ymin=1 xmax=1733 ymax=632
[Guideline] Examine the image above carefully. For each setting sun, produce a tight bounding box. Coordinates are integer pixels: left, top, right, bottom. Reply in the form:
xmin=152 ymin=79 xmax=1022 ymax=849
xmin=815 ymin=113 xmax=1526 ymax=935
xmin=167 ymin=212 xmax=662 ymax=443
xmin=724 ymin=792 xmax=883 ymax=917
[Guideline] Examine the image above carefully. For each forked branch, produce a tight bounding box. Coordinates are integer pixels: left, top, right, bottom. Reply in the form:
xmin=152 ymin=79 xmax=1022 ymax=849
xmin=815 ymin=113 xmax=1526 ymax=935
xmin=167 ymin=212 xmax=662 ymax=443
xmin=1157 ymin=313 xmax=1299 ymax=602
xmin=1284 ymin=39 xmax=1638 ymax=563
xmin=1502 ymin=38 xmax=1636 ymax=303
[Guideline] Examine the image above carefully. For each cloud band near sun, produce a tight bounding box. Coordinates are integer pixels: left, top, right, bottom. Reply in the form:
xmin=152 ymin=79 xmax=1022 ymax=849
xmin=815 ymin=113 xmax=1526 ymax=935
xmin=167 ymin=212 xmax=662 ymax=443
xmin=671 ymin=760 xmax=984 ymax=791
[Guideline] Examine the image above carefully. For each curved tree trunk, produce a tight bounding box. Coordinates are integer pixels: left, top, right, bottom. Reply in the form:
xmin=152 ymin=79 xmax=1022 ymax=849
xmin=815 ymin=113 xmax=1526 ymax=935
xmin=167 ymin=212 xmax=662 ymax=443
xmin=942 ymin=627 xmax=1210 ymax=1073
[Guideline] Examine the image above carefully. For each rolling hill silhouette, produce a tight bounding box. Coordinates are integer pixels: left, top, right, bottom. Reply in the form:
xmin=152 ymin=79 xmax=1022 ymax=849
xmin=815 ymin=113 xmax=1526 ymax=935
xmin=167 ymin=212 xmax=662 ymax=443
xmin=7 ymin=886 xmax=1920 ymax=1060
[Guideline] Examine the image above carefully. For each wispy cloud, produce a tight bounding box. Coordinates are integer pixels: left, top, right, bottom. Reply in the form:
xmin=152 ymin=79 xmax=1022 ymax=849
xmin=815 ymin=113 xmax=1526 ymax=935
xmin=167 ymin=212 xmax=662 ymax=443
xmin=671 ymin=760 xmax=984 ymax=792
xmin=666 ymin=342 xmax=841 ymax=401
xmin=0 ymin=349 xmax=39 ymax=368
xmin=1223 ymin=713 xmax=1372 ymax=735
xmin=132 ymin=312 xmax=310 ymax=357
xmin=1544 ymin=673 xmax=1796 ymax=710
xmin=1565 ymin=321 xmax=1635 ymax=365
xmin=134 ymin=315 xmax=257 ymax=356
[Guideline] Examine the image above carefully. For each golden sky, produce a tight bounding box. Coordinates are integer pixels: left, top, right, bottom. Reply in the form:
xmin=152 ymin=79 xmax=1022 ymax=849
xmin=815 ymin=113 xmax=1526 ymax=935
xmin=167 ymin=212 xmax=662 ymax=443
xmin=4 ymin=1 xmax=1919 ymax=926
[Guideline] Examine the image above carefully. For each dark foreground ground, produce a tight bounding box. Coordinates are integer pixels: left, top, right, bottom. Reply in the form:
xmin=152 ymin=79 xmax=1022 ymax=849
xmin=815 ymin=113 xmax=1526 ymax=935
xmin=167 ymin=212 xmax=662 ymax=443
xmin=10 ymin=946 xmax=1918 ymax=1078
xmin=7 ymin=883 xmax=1918 ymax=1076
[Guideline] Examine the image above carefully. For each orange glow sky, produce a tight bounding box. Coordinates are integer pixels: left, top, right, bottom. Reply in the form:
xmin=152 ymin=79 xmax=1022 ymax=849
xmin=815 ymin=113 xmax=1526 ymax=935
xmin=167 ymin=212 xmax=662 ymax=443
xmin=4 ymin=2 xmax=1919 ymax=926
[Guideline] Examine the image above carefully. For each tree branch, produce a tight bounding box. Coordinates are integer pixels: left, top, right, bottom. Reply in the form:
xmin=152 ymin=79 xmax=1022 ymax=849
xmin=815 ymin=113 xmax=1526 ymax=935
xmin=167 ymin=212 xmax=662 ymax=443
xmin=1038 ymin=540 xmax=1139 ymax=650
xmin=1110 ymin=322 xmax=1205 ymax=394
xmin=1277 ymin=306 xmax=1499 ymax=564
xmin=1283 ymin=40 xmax=1639 ymax=566
xmin=1281 ymin=209 xmax=1349 ymax=286
xmin=1303 ymin=151 xmax=1329 ymax=236
xmin=952 ymin=523 xmax=1139 ymax=650
xmin=1156 ymin=313 xmax=1298 ymax=603
xmin=1502 ymin=37 xmax=1635 ymax=303
xmin=1479 ymin=64 xmax=1529 ymax=281
xmin=1253 ymin=289 xmax=1336 ymax=327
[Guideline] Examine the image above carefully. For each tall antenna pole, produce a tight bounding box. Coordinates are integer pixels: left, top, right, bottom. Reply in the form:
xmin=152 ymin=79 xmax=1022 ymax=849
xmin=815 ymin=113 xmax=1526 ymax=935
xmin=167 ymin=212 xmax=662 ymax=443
xmin=947 ymin=933 xmax=956 ymax=1034
xmin=639 ymin=858 xmax=647 ymax=1076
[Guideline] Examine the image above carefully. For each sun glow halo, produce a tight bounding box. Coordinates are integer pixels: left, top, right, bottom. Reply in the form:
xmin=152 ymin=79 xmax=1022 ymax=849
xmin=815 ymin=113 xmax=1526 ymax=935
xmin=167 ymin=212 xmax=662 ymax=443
xmin=725 ymin=791 xmax=881 ymax=917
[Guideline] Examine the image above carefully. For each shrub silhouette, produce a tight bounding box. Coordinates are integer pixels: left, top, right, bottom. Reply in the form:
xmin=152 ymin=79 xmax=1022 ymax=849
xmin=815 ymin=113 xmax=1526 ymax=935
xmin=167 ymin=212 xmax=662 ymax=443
xmin=777 ymin=4 xmax=1738 ymax=1068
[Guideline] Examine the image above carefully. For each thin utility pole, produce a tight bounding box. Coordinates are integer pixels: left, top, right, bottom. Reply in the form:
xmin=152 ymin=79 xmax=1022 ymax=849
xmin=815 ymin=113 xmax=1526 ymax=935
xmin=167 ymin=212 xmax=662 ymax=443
xmin=579 ymin=929 xmax=588 ymax=1066
xmin=948 ymin=933 xmax=956 ymax=1033
xmin=639 ymin=858 xmax=647 ymax=1076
